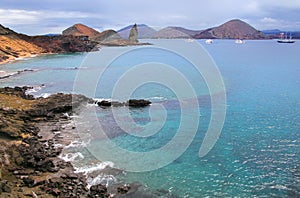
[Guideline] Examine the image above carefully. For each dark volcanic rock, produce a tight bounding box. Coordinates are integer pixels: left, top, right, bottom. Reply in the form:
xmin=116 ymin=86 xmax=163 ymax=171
xmin=89 ymin=184 xmax=109 ymax=198
xmin=97 ymin=100 xmax=112 ymax=107
xmin=0 ymin=180 xmax=11 ymax=193
xmin=97 ymin=99 xmax=151 ymax=108
xmin=117 ymin=184 xmax=131 ymax=194
xmin=0 ymin=87 xmax=98 ymax=197
xmin=127 ymin=99 xmax=151 ymax=107
xmin=0 ymin=86 xmax=34 ymax=100
xmin=27 ymin=93 xmax=92 ymax=118
xmin=17 ymin=137 xmax=61 ymax=172
xmin=22 ymin=177 xmax=35 ymax=187
xmin=19 ymin=34 xmax=98 ymax=53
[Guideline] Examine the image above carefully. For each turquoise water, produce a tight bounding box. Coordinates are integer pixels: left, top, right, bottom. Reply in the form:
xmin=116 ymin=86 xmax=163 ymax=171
xmin=1 ymin=40 xmax=299 ymax=197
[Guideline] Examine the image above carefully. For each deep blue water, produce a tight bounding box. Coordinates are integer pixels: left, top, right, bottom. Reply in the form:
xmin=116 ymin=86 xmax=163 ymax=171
xmin=0 ymin=40 xmax=299 ymax=197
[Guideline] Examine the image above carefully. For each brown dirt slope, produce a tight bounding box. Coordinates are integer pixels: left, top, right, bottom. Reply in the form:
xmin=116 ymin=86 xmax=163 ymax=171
xmin=0 ymin=34 xmax=44 ymax=63
xmin=0 ymin=24 xmax=98 ymax=64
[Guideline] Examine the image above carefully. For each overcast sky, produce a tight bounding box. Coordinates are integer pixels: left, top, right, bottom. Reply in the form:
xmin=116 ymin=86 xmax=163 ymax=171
xmin=0 ymin=0 xmax=300 ymax=35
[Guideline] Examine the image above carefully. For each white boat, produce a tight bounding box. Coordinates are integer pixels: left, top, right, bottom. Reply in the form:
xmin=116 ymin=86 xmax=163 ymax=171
xmin=205 ymin=39 xmax=213 ymax=44
xmin=185 ymin=38 xmax=194 ymax=43
xmin=235 ymin=39 xmax=245 ymax=44
xmin=277 ymin=32 xmax=295 ymax=43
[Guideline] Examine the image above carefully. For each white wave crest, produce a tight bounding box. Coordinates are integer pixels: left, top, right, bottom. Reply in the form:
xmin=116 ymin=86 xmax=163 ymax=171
xmin=146 ymin=96 xmax=167 ymax=101
xmin=86 ymin=173 xmax=117 ymax=188
xmin=59 ymin=152 xmax=84 ymax=162
xmin=74 ymin=161 xmax=114 ymax=174
xmin=65 ymin=140 xmax=90 ymax=149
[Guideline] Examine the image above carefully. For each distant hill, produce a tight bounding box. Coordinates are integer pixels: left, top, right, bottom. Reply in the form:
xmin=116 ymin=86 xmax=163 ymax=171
xmin=118 ymin=24 xmax=156 ymax=39
xmin=43 ymin=33 xmax=61 ymax=36
xmin=152 ymin=27 xmax=192 ymax=39
xmin=194 ymin=19 xmax=266 ymax=39
xmin=62 ymin=23 xmax=100 ymax=39
xmin=166 ymin=27 xmax=202 ymax=37
xmin=292 ymin=32 xmax=300 ymax=39
xmin=262 ymin=29 xmax=281 ymax=35
xmin=94 ymin=30 xmax=121 ymax=42
xmin=262 ymin=29 xmax=300 ymax=39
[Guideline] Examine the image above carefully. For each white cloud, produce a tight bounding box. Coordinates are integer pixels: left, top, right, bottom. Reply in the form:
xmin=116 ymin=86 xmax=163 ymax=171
xmin=0 ymin=9 xmax=107 ymax=34
xmin=261 ymin=17 xmax=278 ymax=23
xmin=0 ymin=9 xmax=101 ymax=24
xmin=0 ymin=9 xmax=40 ymax=25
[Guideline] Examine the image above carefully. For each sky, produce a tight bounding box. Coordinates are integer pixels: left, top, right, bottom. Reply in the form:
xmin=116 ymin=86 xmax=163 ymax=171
xmin=0 ymin=0 xmax=300 ymax=35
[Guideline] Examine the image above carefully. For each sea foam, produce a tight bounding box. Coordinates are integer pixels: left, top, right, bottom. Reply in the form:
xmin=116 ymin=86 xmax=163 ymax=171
xmin=59 ymin=152 xmax=84 ymax=162
xmin=74 ymin=161 xmax=114 ymax=174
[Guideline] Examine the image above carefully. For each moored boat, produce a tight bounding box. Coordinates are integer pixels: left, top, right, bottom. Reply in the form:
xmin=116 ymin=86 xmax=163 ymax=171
xmin=277 ymin=32 xmax=295 ymax=43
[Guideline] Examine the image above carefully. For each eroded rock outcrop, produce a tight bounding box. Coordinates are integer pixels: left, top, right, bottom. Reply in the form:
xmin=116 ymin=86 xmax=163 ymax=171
xmin=129 ymin=23 xmax=139 ymax=43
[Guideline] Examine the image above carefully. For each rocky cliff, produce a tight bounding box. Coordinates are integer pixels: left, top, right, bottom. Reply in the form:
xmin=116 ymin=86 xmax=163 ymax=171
xmin=194 ymin=19 xmax=266 ymax=39
xmin=0 ymin=25 xmax=44 ymax=63
xmin=0 ymin=24 xmax=98 ymax=64
xmin=20 ymin=34 xmax=97 ymax=53
xmin=0 ymin=24 xmax=17 ymax=35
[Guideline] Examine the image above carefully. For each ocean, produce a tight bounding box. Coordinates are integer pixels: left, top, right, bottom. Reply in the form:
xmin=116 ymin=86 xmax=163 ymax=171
xmin=0 ymin=39 xmax=299 ymax=197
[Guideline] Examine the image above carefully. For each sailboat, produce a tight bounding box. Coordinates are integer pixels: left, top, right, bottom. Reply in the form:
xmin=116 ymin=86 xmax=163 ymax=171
xmin=277 ymin=32 xmax=295 ymax=43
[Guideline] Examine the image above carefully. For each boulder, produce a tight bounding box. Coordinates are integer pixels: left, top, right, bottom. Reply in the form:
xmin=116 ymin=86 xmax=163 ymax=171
xmin=97 ymin=100 xmax=112 ymax=107
xmin=127 ymin=99 xmax=151 ymax=107
xmin=97 ymin=99 xmax=151 ymax=108
xmin=117 ymin=184 xmax=131 ymax=194
xmin=89 ymin=184 xmax=109 ymax=198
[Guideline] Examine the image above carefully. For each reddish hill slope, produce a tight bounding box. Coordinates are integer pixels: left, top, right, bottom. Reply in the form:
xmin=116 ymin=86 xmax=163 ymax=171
xmin=62 ymin=23 xmax=100 ymax=39
xmin=194 ymin=19 xmax=266 ymax=39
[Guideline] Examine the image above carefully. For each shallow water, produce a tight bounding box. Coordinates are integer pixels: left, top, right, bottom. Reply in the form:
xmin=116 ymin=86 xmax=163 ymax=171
xmin=1 ymin=39 xmax=299 ymax=197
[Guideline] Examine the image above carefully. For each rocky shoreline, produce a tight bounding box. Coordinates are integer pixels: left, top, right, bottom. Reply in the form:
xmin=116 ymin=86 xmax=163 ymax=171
xmin=0 ymin=87 xmax=139 ymax=197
